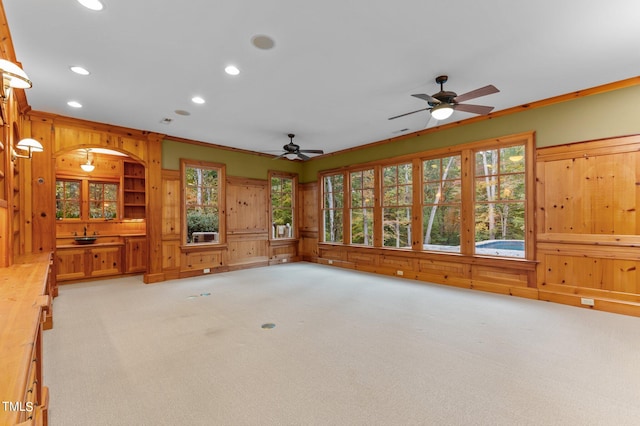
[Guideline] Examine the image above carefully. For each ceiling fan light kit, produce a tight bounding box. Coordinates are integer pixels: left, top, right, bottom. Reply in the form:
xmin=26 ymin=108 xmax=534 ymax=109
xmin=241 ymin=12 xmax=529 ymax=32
xmin=430 ymin=103 xmax=454 ymax=120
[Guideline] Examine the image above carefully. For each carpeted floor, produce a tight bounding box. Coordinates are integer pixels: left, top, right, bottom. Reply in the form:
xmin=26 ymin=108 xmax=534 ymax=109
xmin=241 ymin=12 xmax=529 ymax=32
xmin=44 ymin=263 xmax=640 ymax=425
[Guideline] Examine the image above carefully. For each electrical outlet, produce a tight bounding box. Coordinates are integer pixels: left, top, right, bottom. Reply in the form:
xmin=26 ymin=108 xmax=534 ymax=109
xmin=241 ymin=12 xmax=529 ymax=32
xmin=203 ymin=268 xmax=211 ymax=274
xmin=282 ymin=258 xmax=287 ymax=263
xmin=397 ymin=270 xmax=404 ymax=276
xmin=328 ymin=260 xmax=333 ymax=265
xmin=580 ymin=297 xmax=595 ymax=307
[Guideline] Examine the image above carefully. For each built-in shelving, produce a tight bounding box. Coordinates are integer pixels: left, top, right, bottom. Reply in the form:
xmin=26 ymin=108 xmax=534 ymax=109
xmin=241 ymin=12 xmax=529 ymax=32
xmin=123 ymin=160 xmax=146 ymax=219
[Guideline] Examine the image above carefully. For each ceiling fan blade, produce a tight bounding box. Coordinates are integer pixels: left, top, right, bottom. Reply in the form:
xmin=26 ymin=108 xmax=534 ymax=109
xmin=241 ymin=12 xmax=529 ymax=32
xmin=453 ymin=85 xmax=499 ymax=103
xmin=411 ymin=93 xmax=439 ymax=103
xmin=272 ymin=153 xmax=287 ymax=160
xmin=388 ymin=107 xmax=430 ymax=120
xmin=299 ymin=149 xmax=324 ymax=154
xmin=297 ymin=152 xmax=310 ymax=161
xmin=453 ymin=103 xmax=495 ymax=115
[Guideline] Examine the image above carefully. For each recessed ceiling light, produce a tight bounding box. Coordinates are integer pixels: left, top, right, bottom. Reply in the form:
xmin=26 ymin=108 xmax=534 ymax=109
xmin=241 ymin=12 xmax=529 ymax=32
xmin=251 ymin=35 xmax=275 ymax=50
xmin=70 ymin=66 xmax=90 ymax=75
xmin=67 ymin=101 xmax=83 ymax=108
xmin=77 ymin=0 xmax=104 ymax=11
xmin=191 ymin=96 xmax=205 ymax=104
xmin=225 ymin=65 xmax=240 ymax=76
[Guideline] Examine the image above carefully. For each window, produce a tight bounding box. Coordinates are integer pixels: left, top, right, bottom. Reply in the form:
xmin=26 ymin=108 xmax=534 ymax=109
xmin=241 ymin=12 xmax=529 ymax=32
xmin=317 ymin=133 xmax=532 ymax=260
xmin=474 ymin=145 xmax=526 ymax=258
xmin=350 ymin=168 xmax=375 ymax=245
xmin=270 ymin=172 xmax=297 ymax=239
xmin=322 ymin=173 xmax=344 ymax=243
xmin=182 ymin=160 xmax=225 ymax=245
xmin=89 ymin=182 xmax=118 ymax=219
xmin=56 ymin=178 xmax=119 ymax=220
xmin=422 ymin=155 xmax=462 ymax=253
xmin=382 ymin=163 xmax=412 ymax=248
xmin=56 ymin=179 xmax=81 ymax=219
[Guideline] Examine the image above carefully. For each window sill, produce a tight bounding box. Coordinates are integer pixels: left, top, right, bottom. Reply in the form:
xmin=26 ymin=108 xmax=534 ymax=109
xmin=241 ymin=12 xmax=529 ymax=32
xmin=181 ymin=243 xmax=228 ymax=253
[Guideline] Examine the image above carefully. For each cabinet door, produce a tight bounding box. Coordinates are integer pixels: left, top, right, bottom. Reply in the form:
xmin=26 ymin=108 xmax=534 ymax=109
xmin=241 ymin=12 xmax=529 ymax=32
xmin=125 ymin=237 xmax=147 ymax=273
xmin=56 ymin=249 xmax=87 ymax=281
xmin=89 ymin=246 xmax=122 ymax=277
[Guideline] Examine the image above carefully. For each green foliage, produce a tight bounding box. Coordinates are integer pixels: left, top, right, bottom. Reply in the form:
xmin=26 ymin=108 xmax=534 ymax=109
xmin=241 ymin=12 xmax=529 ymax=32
xmin=187 ymin=209 xmax=218 ymax=242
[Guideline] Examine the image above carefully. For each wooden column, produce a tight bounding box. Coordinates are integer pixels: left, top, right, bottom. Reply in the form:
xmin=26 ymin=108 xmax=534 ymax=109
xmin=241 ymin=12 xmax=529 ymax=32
xmin=144 ymin=133 xmax=164 ymax=283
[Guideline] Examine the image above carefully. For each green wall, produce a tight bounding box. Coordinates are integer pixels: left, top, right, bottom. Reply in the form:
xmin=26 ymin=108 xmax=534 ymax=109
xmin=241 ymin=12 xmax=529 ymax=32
xmin=162 ymin=84 xmax=640 ymax=183
xmin=162 ymin=139 xmax=304 ymax=179
xmin=302 ymin=84 xmax=640 ymax=182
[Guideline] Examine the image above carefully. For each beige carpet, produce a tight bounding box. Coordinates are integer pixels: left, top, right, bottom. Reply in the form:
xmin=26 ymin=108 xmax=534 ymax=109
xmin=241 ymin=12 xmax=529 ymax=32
xmin=44 ymin=263 xmax=640 ymax=425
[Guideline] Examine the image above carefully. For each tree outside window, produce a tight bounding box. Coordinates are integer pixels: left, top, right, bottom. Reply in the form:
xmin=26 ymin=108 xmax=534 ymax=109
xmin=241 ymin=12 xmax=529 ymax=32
xmin=422 ymin=155 xmax=461 ymax=252
xmin=182 ymin=160 xmax=224 ymax=244
xmin=89 ymin=182 xmax=118 ymax=219
xmin=270 ymin=173 xmax=296 ymax=239
xmin=382 ymin=163 xmax=412 ymax=248
xmin=350 ymin=169 xmax=374 ymax=245
xmin=56 ymin=179 xmax=81 ymax=219
xmin=322 ymin=173 xmax=344 ymax=243
xmin=474 ymin=145 xmax=526 ymax=257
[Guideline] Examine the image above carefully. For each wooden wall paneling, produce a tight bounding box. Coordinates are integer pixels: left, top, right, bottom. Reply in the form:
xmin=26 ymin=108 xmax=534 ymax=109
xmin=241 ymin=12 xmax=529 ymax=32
xmin=28 ymin=118 xmax=55 ymax=254
xmin=118 ymin=136 xmax=146 ymax=161
xmin=459 ymin=149 xmax=474 ymax=256
xmin=299 ymin=182 xmax=318 ymax=261
xmin=536 ymin=135 xmax=640 ymax=316
xmin=54 ymin=126 xmax=106 ymax=153
xmin=227 ymin=232 xmax=269 ymax=269
xmin=226 ymin=177 xmax=268 ymax=233
xmin=180 ymin=250 xmax=225 ymax=275
xmin=144 ymin=134 xmax=164 ymax=283
xmin=161 ymin=170 xmax=181 ymax=239
xmin=0 ymin=206 xmax=8 ymax=267
xmin=161 ymin=240 xmax=181 ymax=275
xmin=225 ymin=177 xmax=269 ymax=268
xmin=417 ymin=258 xmax=471 ymax=287
xmin=268 ymin=239 xmax=299 ymax=264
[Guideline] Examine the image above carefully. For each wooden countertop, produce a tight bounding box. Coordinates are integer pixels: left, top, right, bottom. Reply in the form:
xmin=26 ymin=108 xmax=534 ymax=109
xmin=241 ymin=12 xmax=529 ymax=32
xmin=0 ymin=256 xmax=50 ymax=425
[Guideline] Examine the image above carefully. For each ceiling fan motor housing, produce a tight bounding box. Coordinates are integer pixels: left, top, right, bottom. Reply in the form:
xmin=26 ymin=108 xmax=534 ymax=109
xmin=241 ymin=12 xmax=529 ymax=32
xmin=431 ymin=90 xmax=457 ymax=106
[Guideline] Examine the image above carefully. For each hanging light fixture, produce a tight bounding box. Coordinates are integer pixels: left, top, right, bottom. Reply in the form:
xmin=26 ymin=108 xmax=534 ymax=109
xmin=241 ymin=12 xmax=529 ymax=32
xmin=0 ymin=59 xmax=32 ymax=102
xmin=430 ymin=103 xmax=454 ymax=120
xmin=81 ymin=148 xmax=95 ymax=172
xmin=13 ymin=138 xmax=44 ymax=160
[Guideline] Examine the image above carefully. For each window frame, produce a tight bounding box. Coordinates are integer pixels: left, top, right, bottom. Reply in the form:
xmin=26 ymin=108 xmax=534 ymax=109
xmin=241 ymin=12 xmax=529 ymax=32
xmin=472 ymin=143 xmax=528 ymax=258
xmin=348 ymin=166 xmax=376 ymax=246
xmin=268 ymin=170 xmax=298 ymax=241
xmin=420 ymin=153 xmax=463 ymax=254
xmin=381 ymin=161 xmax=414 ymax=249
xmin=88 ymin=180 xmax=119 ymax=220
xmin=317 ymin=132 xmax=534 ymax=261
xmin=180 ymin=159 xmax=226 ymax=247
xmin=320 ymin=172 xmax=345 ymax=243
xmin=55 ymin=176 xmax=121 ymax=221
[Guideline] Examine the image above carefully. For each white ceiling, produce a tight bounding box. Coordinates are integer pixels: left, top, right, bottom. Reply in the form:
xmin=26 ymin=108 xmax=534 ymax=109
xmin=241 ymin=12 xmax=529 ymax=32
xmin=4 ymin=1 xmax=640 ymax=157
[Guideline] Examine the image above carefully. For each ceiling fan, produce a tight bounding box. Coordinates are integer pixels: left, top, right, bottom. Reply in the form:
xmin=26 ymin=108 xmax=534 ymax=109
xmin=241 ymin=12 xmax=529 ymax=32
xmin=274 ymin=133 xmax=324 ymax=161
xmin=389 ymin=75 xmax=499 ymax=121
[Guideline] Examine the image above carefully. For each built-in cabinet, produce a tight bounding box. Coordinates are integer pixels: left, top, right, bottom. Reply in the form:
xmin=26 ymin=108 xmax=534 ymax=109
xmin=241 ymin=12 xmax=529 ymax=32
xmin=56 ymin=236 xmax=147 ymax=282
xmin=56 ymin=244 xmax=123 ymax=281
xmin=0 ymin=253 xmax=52 ymax=426
xmin=124 ymin=236 xmax=147 ymax=273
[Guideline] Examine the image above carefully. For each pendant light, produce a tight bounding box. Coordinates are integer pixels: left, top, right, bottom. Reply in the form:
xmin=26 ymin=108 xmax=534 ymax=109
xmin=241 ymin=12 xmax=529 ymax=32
xmin=81 ymin=148 xmax=95 ymax=172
